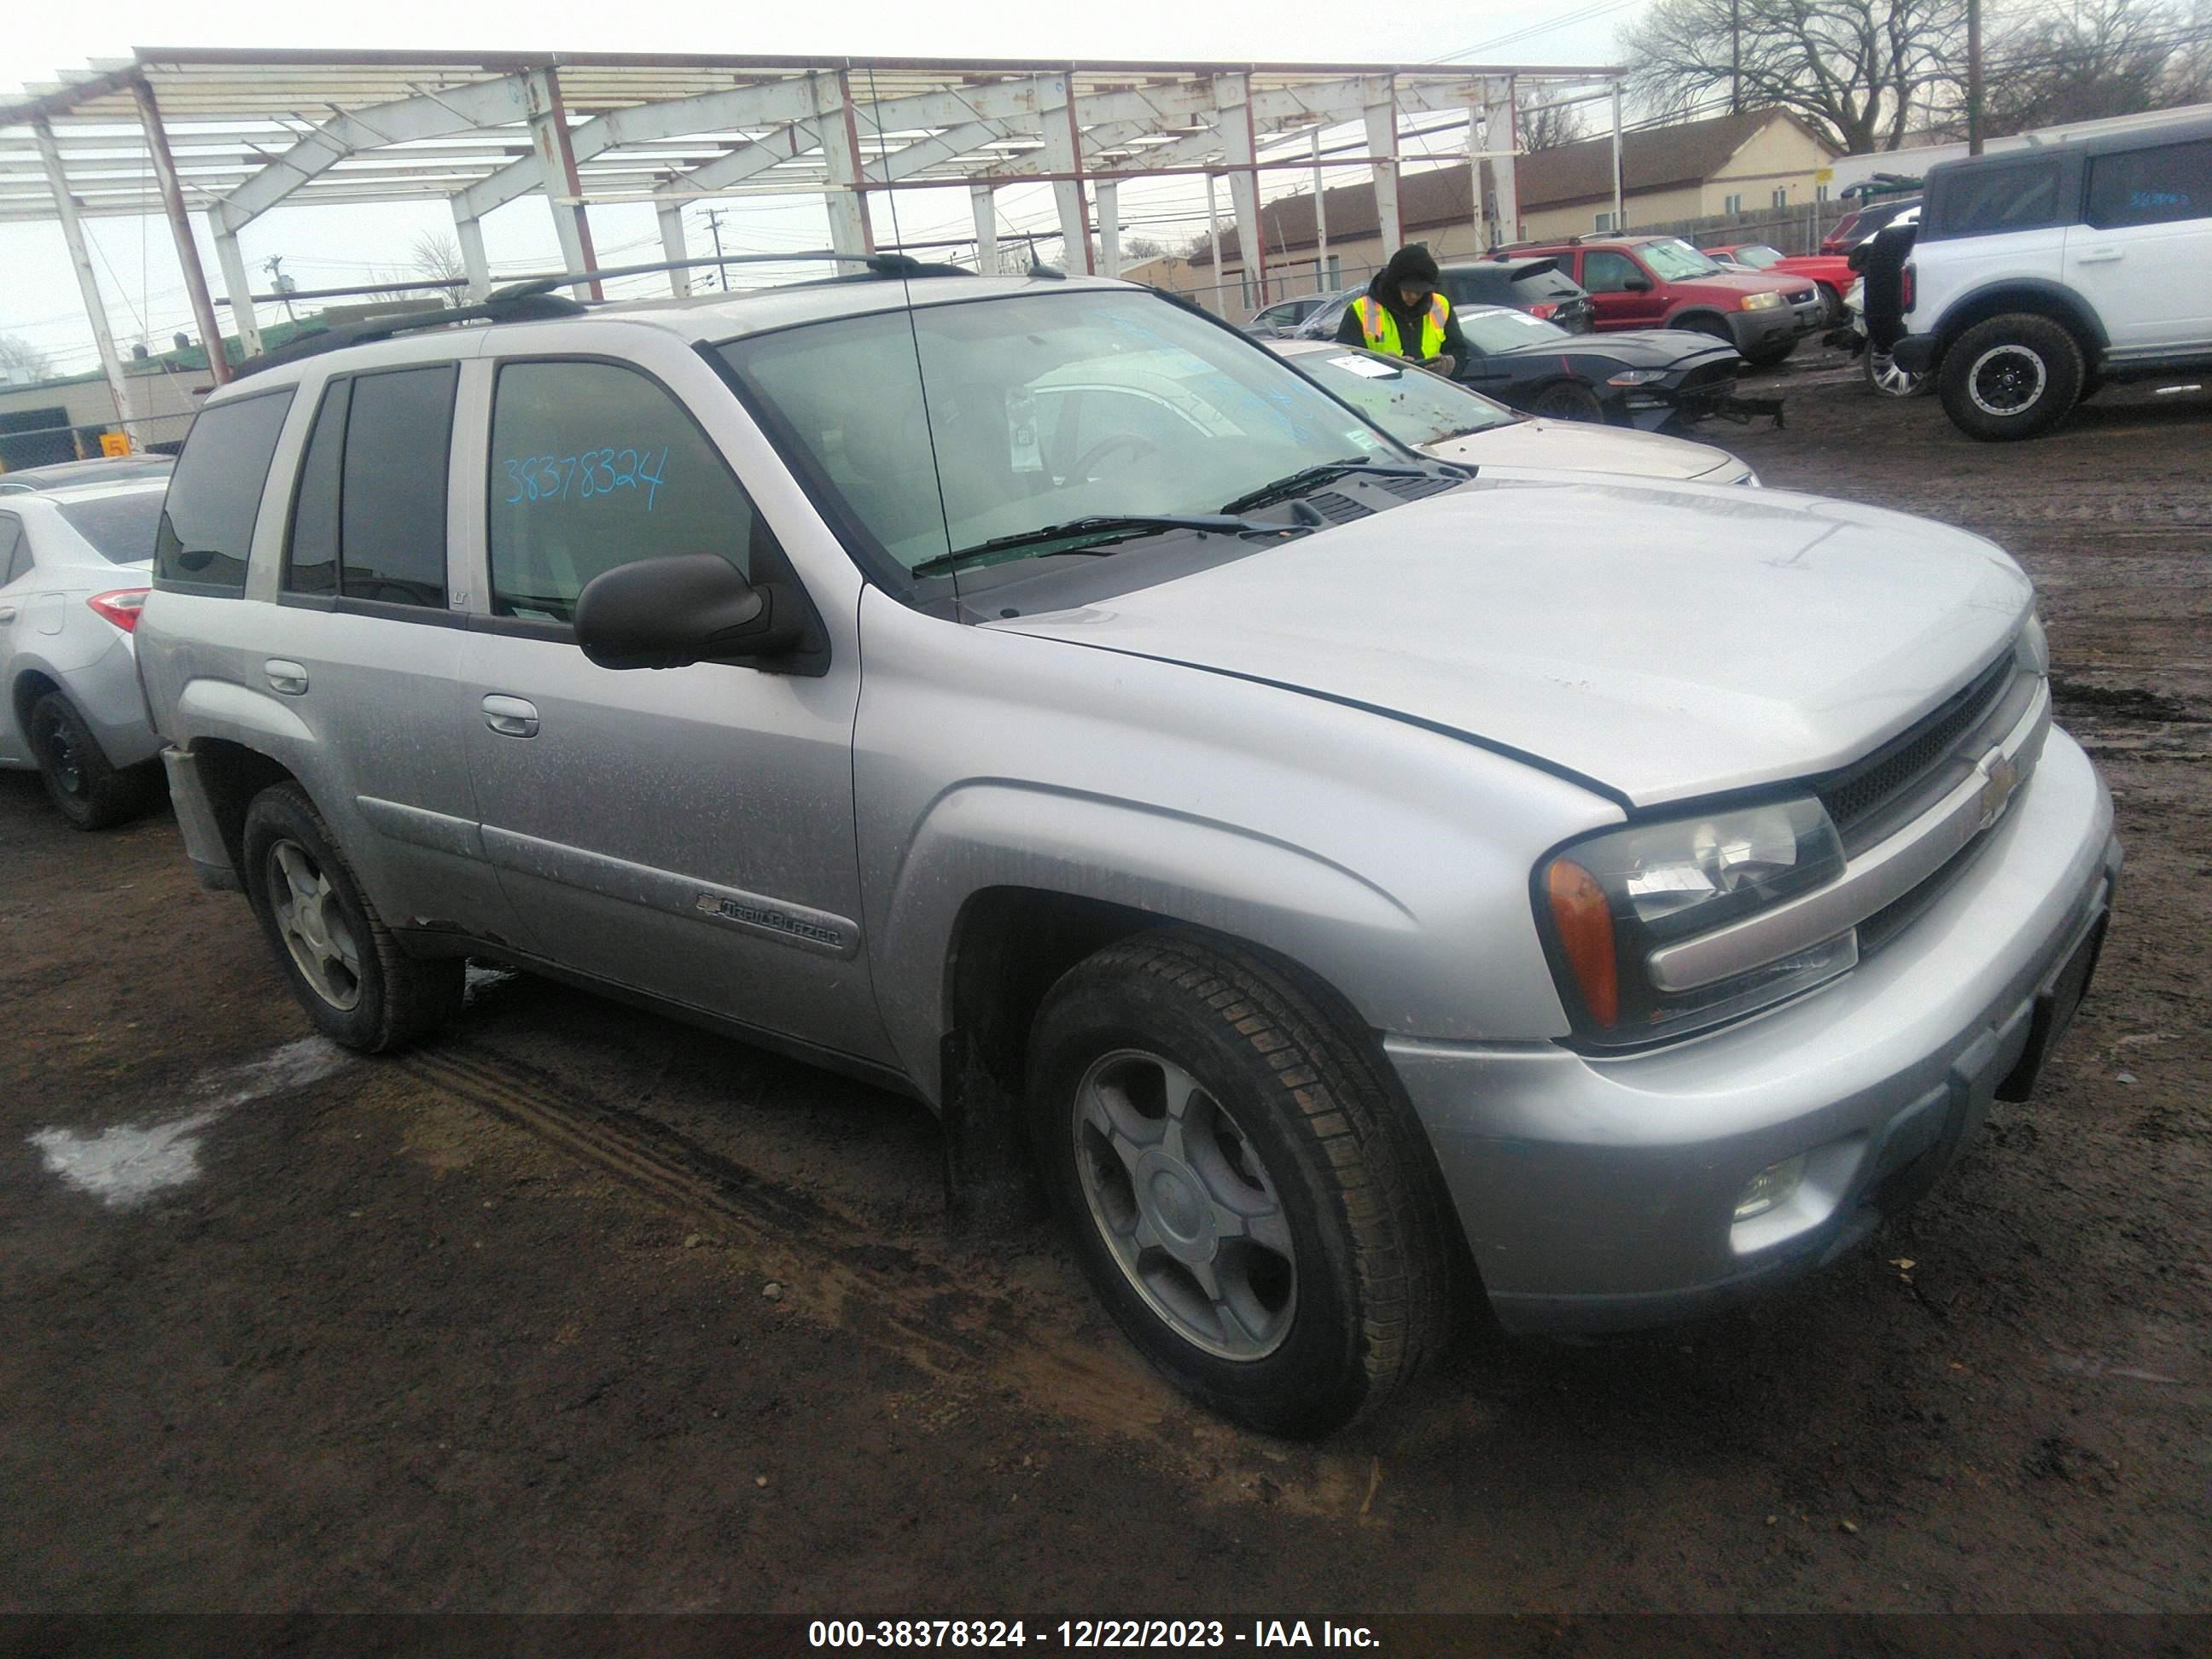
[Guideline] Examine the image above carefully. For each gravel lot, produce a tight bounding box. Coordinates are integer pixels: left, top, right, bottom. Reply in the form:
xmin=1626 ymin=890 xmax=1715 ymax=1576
xmin=3 ymin=356 xmax=2206 ymax=1621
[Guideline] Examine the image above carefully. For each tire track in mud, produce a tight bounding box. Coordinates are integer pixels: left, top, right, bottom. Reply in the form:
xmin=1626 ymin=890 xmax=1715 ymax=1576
xmin=391 ymin=1041 xmax=1205 ymax=1452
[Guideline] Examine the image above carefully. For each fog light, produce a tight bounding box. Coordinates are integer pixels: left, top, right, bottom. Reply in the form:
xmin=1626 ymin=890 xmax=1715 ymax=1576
xmin=1734 ymin=1154 xmax=1807 ymax=1222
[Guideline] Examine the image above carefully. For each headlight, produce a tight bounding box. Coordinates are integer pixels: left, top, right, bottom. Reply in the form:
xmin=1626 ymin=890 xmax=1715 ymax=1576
xmin=1736 ymin=468 xmax=1762 ymax=486
xmin=1537 ymin=797 xmax=1853 ymax=1046
xmin=1607 ymin=369 xmax=1668 ymax=387
xmin=1740 ymin=291 xmax=1784 ymax=311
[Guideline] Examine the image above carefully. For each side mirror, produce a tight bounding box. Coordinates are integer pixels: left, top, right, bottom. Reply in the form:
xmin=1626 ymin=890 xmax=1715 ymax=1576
xmin=573 ymin=551 xmax=801 ymax=671
xmin=1622 ymin=274 xmax=1653 ymax=292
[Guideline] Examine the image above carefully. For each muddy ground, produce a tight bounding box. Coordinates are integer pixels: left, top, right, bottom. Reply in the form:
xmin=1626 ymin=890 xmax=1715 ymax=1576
xmin=3 ymin=358 xmax=2207 ymax=1622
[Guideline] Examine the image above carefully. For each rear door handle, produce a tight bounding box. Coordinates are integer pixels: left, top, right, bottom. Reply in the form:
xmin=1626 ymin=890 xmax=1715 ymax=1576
xmin=265 ymin=659 xmax=309 ymax=696
xmin=2075 ymin=248 xmax=2124 ymax=264
xmin=0 ymin=605 xmax=17 ymax=624
xmin=481 ymin=694 xmax=539 ymax=738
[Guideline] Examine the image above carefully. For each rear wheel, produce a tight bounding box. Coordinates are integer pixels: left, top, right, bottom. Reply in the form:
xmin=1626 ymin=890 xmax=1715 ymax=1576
xmin=27 ymin=691 xmax=159 ymax=830
xmin=242 ymin=782 xmax=463 ymax=1051
xmin=1863 ymin=341 xmax=1928 ymax=399
xmin=1528 ymin=380 xmax=1607 ymax=422
xmin=1027 ymin=930 xmax=1449 ymax=1437
xmin=1939 ymin=313 xmax=2084 ymax=440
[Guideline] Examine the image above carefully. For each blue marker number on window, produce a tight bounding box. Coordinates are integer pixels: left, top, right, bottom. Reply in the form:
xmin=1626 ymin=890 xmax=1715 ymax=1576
xmin=498 ymin=444 xmax=670 ymax=511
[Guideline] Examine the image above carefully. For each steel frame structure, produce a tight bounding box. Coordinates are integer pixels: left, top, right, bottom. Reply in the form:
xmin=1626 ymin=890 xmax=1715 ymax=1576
xmin=3 ymin=49 xmax=1622 ymax=394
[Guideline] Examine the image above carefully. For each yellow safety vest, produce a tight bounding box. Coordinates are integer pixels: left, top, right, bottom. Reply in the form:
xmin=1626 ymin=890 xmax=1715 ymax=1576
xmin=1353 ymin=292 xmax=1451 ymax=358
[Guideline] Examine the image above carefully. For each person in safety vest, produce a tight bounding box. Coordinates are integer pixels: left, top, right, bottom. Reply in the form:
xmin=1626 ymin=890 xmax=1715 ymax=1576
xmin=1333 ymin=243 xmax=1469 ymax=377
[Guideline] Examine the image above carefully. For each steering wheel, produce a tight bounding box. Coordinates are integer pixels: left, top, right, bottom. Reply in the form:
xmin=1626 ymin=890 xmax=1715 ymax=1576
xmin=1068 ymin=432 xmax=1161 ymax=482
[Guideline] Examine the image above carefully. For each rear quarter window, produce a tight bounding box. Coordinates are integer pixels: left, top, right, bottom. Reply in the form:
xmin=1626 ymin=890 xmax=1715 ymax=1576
xmin=154 ymin=388 xmax=296 ymax=595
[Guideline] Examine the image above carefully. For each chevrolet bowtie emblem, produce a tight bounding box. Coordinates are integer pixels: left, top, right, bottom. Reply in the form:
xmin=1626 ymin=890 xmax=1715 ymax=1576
xmin=1977 ymin=748 xmax=2020 ymax=830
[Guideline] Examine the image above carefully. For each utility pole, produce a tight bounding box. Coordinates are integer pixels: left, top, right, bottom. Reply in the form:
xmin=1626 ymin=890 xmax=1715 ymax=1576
xmin=704 ymin=208 xmax=729 ymax=290
xmin=262 ymin=255 xmax=296 ymax=323
xmin=1966 ymin=0 xmax=1986 ymax=154
xmin=1731 ymin=0 xmax=1743 ymax=114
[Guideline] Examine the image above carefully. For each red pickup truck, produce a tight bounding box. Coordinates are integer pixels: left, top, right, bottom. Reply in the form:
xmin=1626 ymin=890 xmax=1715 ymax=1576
xmin=1500 ymin=235 xmax=1824 ymax=366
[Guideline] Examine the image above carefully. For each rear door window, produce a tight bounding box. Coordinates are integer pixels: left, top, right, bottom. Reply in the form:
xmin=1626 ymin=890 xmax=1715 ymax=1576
xmin=155 ymin=387 xmax=296 ymax=595
xmin=2085 ymin=139 xmax=2212 ymax=230
xmin=339 ymin=366 xmax=457 ymax=608
xmin=0 ymin=515 xmax=25 ymax=585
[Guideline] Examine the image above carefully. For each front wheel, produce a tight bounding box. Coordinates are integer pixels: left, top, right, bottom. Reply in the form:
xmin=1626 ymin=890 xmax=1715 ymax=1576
xmin=1027 ymin=931 xmax=1449 ymax=1437
xmin=1939 ymin=313 xmax=2084 ymax=440
xmin=241 ymin=782 xmax=463 ymax=1051
xmin=1529 ymin=380 xmax=1607 ymax=422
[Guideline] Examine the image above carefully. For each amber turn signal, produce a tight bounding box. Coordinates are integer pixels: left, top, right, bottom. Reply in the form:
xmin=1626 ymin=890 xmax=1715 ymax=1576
xmin=1545 ymin=858 xmax=1619 ymax=1027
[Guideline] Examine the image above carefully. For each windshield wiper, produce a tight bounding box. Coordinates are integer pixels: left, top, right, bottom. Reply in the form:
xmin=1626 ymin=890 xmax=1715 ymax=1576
xmin=1218 ymin=458 xmax=1433 ymax=515
xmin=911 ymin=514 xmax=1279 ymax=579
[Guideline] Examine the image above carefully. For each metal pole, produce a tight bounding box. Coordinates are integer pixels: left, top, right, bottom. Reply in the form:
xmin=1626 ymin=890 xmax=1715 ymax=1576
xmin=31 ymin=115 xmax=142 ymax=446
xmin=706 ymin=209 xmax=728 ymax=289
xmin=1313 ymin=126 xmax=1329 ymax=292
xmin=971 ymin=183 xmax=998 ymax=274
xmin=130 ymin=76 xmax=231 ymax=387
xmin=1096 ymin=180 xmax=1121 ymax=278
xmin=1610 ymin=83 xmax=1626 ymax=231
xmin=656 ymin=201 xmax=691 ymax=298
xmin=1731 ymin=0 xmax=1742 ymax=115
xmin=1205 ymin=172 xmax=1222 ymax=315
xmin=527 ymin=65 xmax=603 ymax=300
xmin=1967 ymin=0 xmax=1985 ymax=154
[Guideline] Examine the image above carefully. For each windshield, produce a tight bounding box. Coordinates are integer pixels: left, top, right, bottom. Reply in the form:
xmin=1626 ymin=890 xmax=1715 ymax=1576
xmin=1459 ymin=309 xmax=1572 ymax=352
xmin=56 ymin=492 xmax=164 ymax=562
xmin=1730 ymin=245 xmax=1784 ymax=270
xmin=1286 ymin=349 xmax=1517 ymax=444
xmin=719 ymin=290 xmax=1400 ymax=573
xmin=1639 ymin=239 xmax=1726 ymax=280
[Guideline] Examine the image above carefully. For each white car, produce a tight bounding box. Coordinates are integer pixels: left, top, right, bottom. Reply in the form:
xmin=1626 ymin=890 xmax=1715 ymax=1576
xmin=1889 ymin=114 xmax=2212 ymax=438
xmin=0 ymin=479 xmax=169 ymax=827
xmin=1267 ymin=339 xmax=1758 ymax=485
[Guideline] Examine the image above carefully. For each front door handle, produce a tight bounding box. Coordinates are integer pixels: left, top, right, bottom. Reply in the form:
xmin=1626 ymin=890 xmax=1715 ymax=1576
xmin=0 ymin=604 xmax=17 ymax=625
xmin=482 ymin=694 xmax=539 ymax=738
xmin=265 ymin=659 xmax=309 ymax=696
xmin=2075 ymin=248 xmax=2124 ymax=265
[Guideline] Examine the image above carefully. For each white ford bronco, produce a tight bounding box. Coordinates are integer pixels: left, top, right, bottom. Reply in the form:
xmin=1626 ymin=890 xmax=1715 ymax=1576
xmin=138 ymin=266 xmax=2119 ymax=1434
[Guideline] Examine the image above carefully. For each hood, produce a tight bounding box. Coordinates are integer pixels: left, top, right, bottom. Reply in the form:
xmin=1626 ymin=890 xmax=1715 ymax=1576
xmin=992 ymin=477 xmax=2032 ymax=807
xmin=1493 ymin=329 xmax=1739 ymax=370
xmin=1428 ymin=420 xmax=1742 ymax=480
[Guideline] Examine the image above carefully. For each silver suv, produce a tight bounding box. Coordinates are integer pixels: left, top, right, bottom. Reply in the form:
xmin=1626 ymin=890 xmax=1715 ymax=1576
xmin=138 ymin=271 xmax=2120 ymax=1436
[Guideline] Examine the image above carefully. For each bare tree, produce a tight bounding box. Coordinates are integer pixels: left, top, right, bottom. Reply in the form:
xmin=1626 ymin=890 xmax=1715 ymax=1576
xmin=1516 ymin=90 xmax=1590 ymax=151
xmin=1618 ymin=0 xmax=1967 ymax=154
xmin=409 ymin=231 xmax=469 ymax=288
xmin=1981 ymin=0 xmax=2212 ymax=135
xmin=1124 ymin=236 xmax=1168 ymax=262
xmin=0 ymin=333 xmax=54 ymax=385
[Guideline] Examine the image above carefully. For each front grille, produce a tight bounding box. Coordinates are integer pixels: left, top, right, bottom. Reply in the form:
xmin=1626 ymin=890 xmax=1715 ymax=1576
xmin=1815 ymin=651 xmax=2017 ymax=855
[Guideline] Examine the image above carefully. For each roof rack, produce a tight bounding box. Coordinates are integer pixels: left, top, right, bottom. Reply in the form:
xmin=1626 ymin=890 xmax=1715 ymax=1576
xmin=232 ymin=250 xmax=979 ymax=377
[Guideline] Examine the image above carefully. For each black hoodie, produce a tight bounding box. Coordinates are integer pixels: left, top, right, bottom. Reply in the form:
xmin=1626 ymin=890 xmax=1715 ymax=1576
xmin=1333 ymin=246 xmax=1472 ymax=366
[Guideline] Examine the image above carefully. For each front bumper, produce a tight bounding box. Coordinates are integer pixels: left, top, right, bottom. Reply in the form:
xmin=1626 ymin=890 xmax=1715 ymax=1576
xmin=1386 ymin=728 xmax=2118 ymax=1336
xmin=1727 ymin=308 xmax=1799 ymax=353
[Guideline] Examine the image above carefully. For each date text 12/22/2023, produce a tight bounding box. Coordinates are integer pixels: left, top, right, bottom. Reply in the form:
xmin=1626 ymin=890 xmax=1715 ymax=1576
xmin=806 ymin=1621 xmax=1382 ymax=1650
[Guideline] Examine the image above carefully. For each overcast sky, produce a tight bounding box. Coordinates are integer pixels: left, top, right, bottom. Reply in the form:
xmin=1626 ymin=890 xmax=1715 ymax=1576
xmin=2 ymin=2 xmax=1644 ymax=379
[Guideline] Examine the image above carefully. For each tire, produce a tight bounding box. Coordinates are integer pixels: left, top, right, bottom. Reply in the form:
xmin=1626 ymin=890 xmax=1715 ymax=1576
xmin=1026 ymin=929 xmax=1449 ymax=1437
xmin=1938 ymin=313 xmax=2085 ymax=441
xmin=1818 ymin=284 xmax=1847 ymax=328
xmin=27 ymin=690 xmax=160 ymax=830
xmin=1743 ymin=339 xmax=1799 ymax=369
xmin=241 ymin=782 xmax=463 ymax=1051
xmin=1528 ymin=380 xmax=1606 ymax=423
xmin=1863 ymin=341 xmax=1929 ymax=399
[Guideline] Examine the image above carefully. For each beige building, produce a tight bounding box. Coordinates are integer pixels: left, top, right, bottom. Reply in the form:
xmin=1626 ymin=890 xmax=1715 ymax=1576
xmin=1130 ymin=108 xmax=1838 ymax=316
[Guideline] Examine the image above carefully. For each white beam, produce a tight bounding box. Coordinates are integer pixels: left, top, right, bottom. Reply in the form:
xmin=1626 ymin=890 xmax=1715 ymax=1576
xmin=656 ymin=120 xmax=821 ymax=198
xmin=213 ymin=72 xmax=534 ymax=233
xmin=31 ymin=115 xmax=140 ymax=449
xmin=1035 ymin=73 xmax=1091 ymax=275
xmin=1096 ymin=179 xmax=1120 ymax=278
xmin=1216 ymin=74 xmax=1263 ymax=313
xmin=526 ymin=67 xmax=599 ymax=300
xmin=1364 ymin=74 xmax=1403 ymax=254
xmin=971 ymin=183 xmax=998 ymax=273
xmin=866 ymin=118 xmax=1022 ymax=185
xmin=211 ymin=217 xmax=263 ymax=359
xmin=815 ymin=71 xmax=872 ymax=271
xmin=452 ymin=203 xmax=490 ymax=302
xmin=658 ymin=201 xmax=691 ymax=296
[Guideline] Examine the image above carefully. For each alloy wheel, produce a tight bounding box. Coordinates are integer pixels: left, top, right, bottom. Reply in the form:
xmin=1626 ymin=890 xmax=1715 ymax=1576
xmin=1071 ymin=1048 xmax=1297 ymax=1361
xmin=265 ymin=839 xmax=364 ymax=1010
xmin=1966 ymin=344 xmax=2047 ymax=416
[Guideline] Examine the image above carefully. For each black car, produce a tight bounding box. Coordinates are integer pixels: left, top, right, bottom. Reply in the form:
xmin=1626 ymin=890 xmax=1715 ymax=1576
xmin=1295 ymin=299 xmax=1747 ymax=428
xmin=1439 ymin=257 xmax=1597 ymax=332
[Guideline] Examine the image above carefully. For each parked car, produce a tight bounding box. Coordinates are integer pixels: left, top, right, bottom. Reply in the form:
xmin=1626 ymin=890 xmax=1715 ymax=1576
xmin=137 ymin=271 xmax=2117 ymax=1437
xmin=1438 ymin=257 xmax=1597 ymax=332
xmin=0 ymin=478 xmax=168 ymax=827
xmin=1703 ymin=243 xmax=1856 ymax=324
xmin=0 ymin=454 xmax=175 ymax=494
xmin=1293 ymin=294 xmax=1749 ymax=428
xmin=1887 ymin=115 xmax=2212 ymax=439
xmin=1266 ymin=340 xmax=1758 ymax=482
xmin=1243 ymin=295 xmax=1331 ymax=338
xmin=1504 ymin=236 xmax=1825 ymax=366
xmin=1820 ymin=194 xmax=1922 ymax=255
